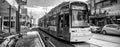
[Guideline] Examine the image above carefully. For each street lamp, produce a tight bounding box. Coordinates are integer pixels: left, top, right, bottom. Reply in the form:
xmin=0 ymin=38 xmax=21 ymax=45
xmin=9 ymin=5 xmax=11 ymax=34
xmin=16 ymin=0 xmax=21 ymax=34
xmin=16 ymin=0 xmax=27 ymax=34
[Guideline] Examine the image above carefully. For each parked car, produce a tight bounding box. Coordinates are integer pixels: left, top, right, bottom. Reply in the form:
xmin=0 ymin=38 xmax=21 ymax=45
xmin=89 ymin=24 xmax=101 ymax=33
xmin=101 ymin=24 xmax=120 ymax=35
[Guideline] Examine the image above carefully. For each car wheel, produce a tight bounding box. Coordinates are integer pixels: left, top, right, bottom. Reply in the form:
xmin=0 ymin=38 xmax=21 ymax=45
xmin=102 ymin=30 xmax=107 ymax=35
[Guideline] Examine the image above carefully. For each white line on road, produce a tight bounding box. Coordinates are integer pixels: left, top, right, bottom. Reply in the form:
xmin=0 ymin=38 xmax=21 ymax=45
xmin=42 ymin=34 xmax=46 ymax=37
xmin=41 ymin=33 xmax=56 ymax=47
xmin=48 ymin=40 xmax=56 ymax=47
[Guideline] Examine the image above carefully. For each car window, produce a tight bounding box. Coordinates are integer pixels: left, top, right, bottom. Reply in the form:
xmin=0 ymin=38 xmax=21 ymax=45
xmin=106 ymin=25 xmax=111 ymax=27
xmin=106 ymin=24 xmax=118 ymax=28
xmin=111 ymin=25 xmax=117 ymax=28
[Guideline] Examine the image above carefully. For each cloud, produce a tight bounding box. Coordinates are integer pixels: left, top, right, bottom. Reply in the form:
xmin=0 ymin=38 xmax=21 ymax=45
xmin=26 ymin=6 xmax=55 ymax=24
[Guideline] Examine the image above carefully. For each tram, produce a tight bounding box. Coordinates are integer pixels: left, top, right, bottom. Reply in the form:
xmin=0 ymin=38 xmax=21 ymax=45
xmin=38 ymin=1 xmax=92 ymax=42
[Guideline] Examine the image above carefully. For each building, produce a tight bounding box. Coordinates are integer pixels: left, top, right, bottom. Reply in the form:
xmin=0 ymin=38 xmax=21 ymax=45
xmin=88 ymin=0 xmax=120 ymax=27
xmin=0 ymin=0 xmax=18 ymax=33
xmin=0 ymin=0 xmax=27 ymax=34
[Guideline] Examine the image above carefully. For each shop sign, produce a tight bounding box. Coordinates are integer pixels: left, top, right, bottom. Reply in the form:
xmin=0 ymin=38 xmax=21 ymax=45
xmin=21 ymin=0 xmax=27 ymax=5
xmin=108 ymin=10 xmax=120 ymax=16
xmin=21 ymin=8 xmax=27 ymax=16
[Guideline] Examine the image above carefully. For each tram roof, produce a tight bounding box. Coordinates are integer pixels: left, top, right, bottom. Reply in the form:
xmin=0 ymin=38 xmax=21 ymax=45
xmin=41 ymin=1 xmax=87 ymax=20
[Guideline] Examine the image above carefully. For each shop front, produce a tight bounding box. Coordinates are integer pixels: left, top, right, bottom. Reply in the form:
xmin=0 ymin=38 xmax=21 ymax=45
xmin=0 ymin=16 xmax=2 ymax=31
xmin=89 ymin=15 xmax=107 ymax=27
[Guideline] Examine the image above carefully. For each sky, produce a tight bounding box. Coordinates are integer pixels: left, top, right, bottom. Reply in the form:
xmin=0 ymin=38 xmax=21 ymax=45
xmin=27 ymin=0 xmax=88 ymax=24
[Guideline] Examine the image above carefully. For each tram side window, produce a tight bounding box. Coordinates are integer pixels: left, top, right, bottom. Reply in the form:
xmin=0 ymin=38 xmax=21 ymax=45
xmin=64 ymin=14 xmax=69 ymax=27
xmin=60 ymin=16 xmax=64 ymax=27
xmin=60 ymin=17 xmax=64 ymax=27
xmin=49 ymin=16 xmax=57 ymax=26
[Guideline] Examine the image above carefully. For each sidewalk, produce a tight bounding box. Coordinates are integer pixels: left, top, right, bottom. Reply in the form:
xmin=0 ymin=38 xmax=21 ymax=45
xmin=92 ymin=34 xmax=120 ymax=44
xmin=86 ymin=34 xmax=120 ymax=47
xmin=87 ymin=38 xmax=120 ymax=47
xmin=0 ymin=31 xmax=45 ymax=47
xmin=0 ymin=27 xmax=30 ymax=44
xmin=15 ymin=31 xmax=45 ymax=47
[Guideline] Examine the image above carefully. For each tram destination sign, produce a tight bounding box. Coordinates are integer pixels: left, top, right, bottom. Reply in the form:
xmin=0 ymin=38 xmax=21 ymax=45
xmin=72 ymin=5 xmax=85 ymax=10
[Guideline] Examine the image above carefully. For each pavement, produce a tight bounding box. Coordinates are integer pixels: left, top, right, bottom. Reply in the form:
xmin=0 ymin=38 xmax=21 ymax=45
xmin=0 ymin=26 xmax=32 ymax=45
xmin=15 ymin=31 xmax=45 ymax=47
xmin=0 ymin=31 xmax=45 ymax=47
xmin=86 ymin=33 xmax=120 ymax=47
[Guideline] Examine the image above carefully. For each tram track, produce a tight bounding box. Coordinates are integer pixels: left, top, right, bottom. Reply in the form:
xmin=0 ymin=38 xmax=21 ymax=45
xmin=35 ymin=28 xmax=75 ymax=47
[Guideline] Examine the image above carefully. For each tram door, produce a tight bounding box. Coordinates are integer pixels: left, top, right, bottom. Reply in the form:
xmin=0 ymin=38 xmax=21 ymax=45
xmin=58 ymin=15 xmax=64 ymax=38
xmin=58 ymin=14 xmax=69 ymax=40
xmin=63 ymin=14 xmax=69 ymax=40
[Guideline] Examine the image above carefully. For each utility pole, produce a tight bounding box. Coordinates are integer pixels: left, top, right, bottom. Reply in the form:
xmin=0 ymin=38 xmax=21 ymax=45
xmin=94 ymin=0 xmax=96 ymax=15
xmin=16 ymin=0 xmax=21 ymax=34
xmin=9 ymin=5 xmax=11 ymax=34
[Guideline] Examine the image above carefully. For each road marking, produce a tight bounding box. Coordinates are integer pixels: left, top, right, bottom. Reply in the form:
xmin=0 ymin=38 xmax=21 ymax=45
xmin=48 ymin=40 xmax=56 ymax=47
xmin=41 ymin=32 xmax=56 ymax=47
xmin=35 ymin=32 xmax=46 ymax=47
xmin=41 ymin=33 xmax=46 ymax=36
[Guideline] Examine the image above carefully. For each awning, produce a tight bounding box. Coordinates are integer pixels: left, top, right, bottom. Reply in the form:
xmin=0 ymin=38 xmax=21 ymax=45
xmin=6 ymin=0 xmax=18 ymax=10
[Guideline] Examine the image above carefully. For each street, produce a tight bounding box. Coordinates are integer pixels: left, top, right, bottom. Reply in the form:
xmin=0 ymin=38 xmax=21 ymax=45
xmin=1 ymin=0 xmax=120 ymax=47
xmin=32 ymin=28 xmax=91 ymax=47
xmin=31 ymin=28 xmax=120 ymax=47
xmin=0 ymin=27 xmax=120 ymax=47
xmin=0 ymin=31 xmax=45 ymax=47
xmin=32 ymin=28 xmax=75 ymax=47
xmin=15 ymin=31 xmax=45 ymax=47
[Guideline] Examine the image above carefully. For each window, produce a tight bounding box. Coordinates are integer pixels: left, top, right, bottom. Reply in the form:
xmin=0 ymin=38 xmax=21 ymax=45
xmin=111 ymin=25 xmax=117 ymax=28
xmin=100 ymin=0 xmax=104 ymax=2
xmin=49 ymin=16 xmax=57 ymax=26
xmin=107 ymin=24 xmax=118 ymax=28
xmin=103 ymin=1 xmax=111 ymax=7
xmin=96 ymin=3 xmax=102 ymax=9
xmin=117 ymin=0 xmax=120 ymax=4
xmin=111 ymin=0 xmax=117 ymax=4
xmin=95 ymin=0 xmax=101 ymax=3
xmin=4 ymin=16 xmax=13 ymax=20
xmin=4 ymin=17 xmax=9 ymax=20
xmin=3 ymin=21 xmax=15 ymax=28
xmin=103 ymin=1 xmax=111 ymax=8
xmin=64 ymin=14 xmax=69 ymax=27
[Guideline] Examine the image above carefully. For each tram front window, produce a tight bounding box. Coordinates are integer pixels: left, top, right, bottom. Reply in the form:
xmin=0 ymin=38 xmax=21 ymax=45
xmin=72 ymin=10 xmax=89 ymax=28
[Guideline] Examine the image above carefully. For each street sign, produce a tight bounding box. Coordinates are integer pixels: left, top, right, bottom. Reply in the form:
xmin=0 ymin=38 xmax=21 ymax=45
xmin=21 ymin=0 xmax=27 ymax=5
xmin=21 ymin=8 xmax=27 ymax=16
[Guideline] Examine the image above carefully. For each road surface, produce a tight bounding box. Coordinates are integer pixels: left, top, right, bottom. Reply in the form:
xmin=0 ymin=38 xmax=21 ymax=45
xmin=32 ymin=28 xmax=91 ymax=47
xmin=15 ymin=31 xmax=44 ymax=47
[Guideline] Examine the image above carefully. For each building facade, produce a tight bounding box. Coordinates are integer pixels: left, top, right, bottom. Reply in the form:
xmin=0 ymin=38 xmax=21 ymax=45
xmin=0 ymin=0 xmax=27 ymax=34
xmin=88 ymin=0 xmax=120 ymax=27
xmin=0 ymin=0 xmax=18 ymax=33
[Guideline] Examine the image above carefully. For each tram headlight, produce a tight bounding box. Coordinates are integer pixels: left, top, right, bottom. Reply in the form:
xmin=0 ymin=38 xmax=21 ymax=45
xmin=71 ymin=30 xmax=77 ymax=32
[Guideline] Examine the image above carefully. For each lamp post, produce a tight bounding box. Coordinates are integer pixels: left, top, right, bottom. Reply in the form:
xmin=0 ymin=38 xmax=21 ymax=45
xmin=16 ymin=0 xmax=27 ymax=34
xmin=16 ymin=0 xmax=21 ymax=34
xmin=8 ymin=5 xmax=11 ymax=34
